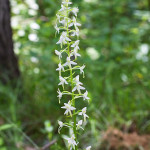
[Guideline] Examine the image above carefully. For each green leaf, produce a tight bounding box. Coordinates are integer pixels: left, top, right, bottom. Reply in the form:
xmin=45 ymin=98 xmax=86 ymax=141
xmin=0 ymin=124 xmax=14 ymax=131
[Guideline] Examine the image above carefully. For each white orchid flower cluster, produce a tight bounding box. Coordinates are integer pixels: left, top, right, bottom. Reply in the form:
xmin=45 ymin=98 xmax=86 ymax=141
xmin=55 ymin=0 xmax=91 ymax=150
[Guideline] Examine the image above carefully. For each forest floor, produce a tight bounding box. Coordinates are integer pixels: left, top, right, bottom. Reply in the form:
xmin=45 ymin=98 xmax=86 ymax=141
xmin=1 ymin=116 xmax=150 ymax=150
xmin=101 ymin=127 xmax=150 ymax=150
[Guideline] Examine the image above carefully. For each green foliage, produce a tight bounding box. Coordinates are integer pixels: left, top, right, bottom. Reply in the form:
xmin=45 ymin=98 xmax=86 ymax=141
xmin=0 ymin=0 xmax=149 ymax=149
xmin=0 ymin=137 xmax=7 ymax=150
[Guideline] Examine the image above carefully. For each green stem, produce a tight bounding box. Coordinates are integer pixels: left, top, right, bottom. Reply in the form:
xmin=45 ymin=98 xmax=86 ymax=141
xmin=70 ymin=68 xmax=77 ymax=150
xmin=66 ymin=3 xmax=78 ymax=150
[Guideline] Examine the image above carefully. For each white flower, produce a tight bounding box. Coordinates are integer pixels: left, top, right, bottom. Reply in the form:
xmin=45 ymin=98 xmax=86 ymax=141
xmin=71 ymin=28 xmax=79 ymax=37
xmin=56 ymin=63 xmax=65 ymax=72
xmin=66 ymin=134 xmax=77 ymax=150
xmin=62 ymin=0 xmax=72 ymax=5
xmin=55 ymin=50 xmax=62 ymax=60
xmin=57 ymin=89 xmax=63 ymax=102
xmin=59 ymin=17 xmax=66 ymax=24
xmin=58 ymin=120 xmax=64 ymax=128
xmin=69 ymin=17 xmax=81 ymax=28
xmin=59 ymin=76 xmax=68 ymax=88
xmin=79 ymin=107 xmax=89 ymax=121
xmin=58 ymin=120 xmax=69 ymax=133
xmin=74 ymin=89 xmax=89 ymax=100
xmin=83 ymin=91 xmax=90 ymax=101
xmin=64 ymin=57 xmax=77 ymax=68
xmin=30 ymin=22 xmax=40 ymax=30
xmin=58 ymin=120 xmax=64 ymax=133
xmin=59 ymin=4 xmax=66 ymax=12
xmin=86 ymin=146 xmax=91 ymax=150
xmin=57 ymin=32 xmax=71 ymax=47
xmin=56 ymin=14 xmax=61 ymax=21
xmin=80 ymin=65 xmax=85 ymax=74
xmin=74 ymin=75 xmax=82 ymax=85
xmin=61 ymin=101 xmax=76 ymax=116
xmin=55 ymin=24 xmax=60 ymax=34
xmin=71 ymin=40 xmax=80 ymax=50
xmin=30 ymin=57 xmax=38 ymax=63
xmin=72 ymin=7 xmax=79 ymax=16
xmin=72 ymin=83 xmax=85 ymax=94
xmin=72 ymin=75 xmax=85 ymax=93
xmin=71 ymin=48 xmax=81 ymax=59
xmin=59 ymin=17 xmax=71 ymax=27
xmin=76 ymin=120 xmax=84 ymax=130
xmin=28 ymin=33 xmax=39 ymax=42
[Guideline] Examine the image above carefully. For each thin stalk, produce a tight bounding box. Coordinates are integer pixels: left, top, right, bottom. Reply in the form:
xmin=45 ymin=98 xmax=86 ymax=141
xmin=70 ymin=68 xmax=77 ymax=150
xmin=66 ymin=3 xmax=77 ymax=150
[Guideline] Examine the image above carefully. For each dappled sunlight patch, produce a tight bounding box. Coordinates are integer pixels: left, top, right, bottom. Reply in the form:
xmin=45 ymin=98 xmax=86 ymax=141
xmin=86 ymin=47 xmax=100 ymax=60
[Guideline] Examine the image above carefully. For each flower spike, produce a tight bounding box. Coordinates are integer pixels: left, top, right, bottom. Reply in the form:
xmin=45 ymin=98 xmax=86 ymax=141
xmin=55 ymin=0 xmax=91 ymax=149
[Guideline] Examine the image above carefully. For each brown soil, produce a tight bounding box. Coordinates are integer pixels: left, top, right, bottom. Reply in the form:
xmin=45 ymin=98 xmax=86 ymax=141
xmin=0 ymin=117 xmax=4 ymax=125
xmin=101 ymin=128 xmax=150 ymax=150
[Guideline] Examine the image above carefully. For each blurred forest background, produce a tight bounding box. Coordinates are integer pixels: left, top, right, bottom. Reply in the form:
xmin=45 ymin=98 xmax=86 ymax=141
xmin=0 ymin=0 xmax=150 ymax=149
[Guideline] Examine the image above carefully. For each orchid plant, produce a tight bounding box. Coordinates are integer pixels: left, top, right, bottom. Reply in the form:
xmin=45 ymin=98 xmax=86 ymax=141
xmin=55 ymin=0 xmax=91 ymax=150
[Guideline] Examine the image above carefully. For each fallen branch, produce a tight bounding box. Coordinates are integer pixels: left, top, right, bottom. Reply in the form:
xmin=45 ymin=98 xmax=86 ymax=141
xmin=41 ymin=140 xmax=57 ymax=150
